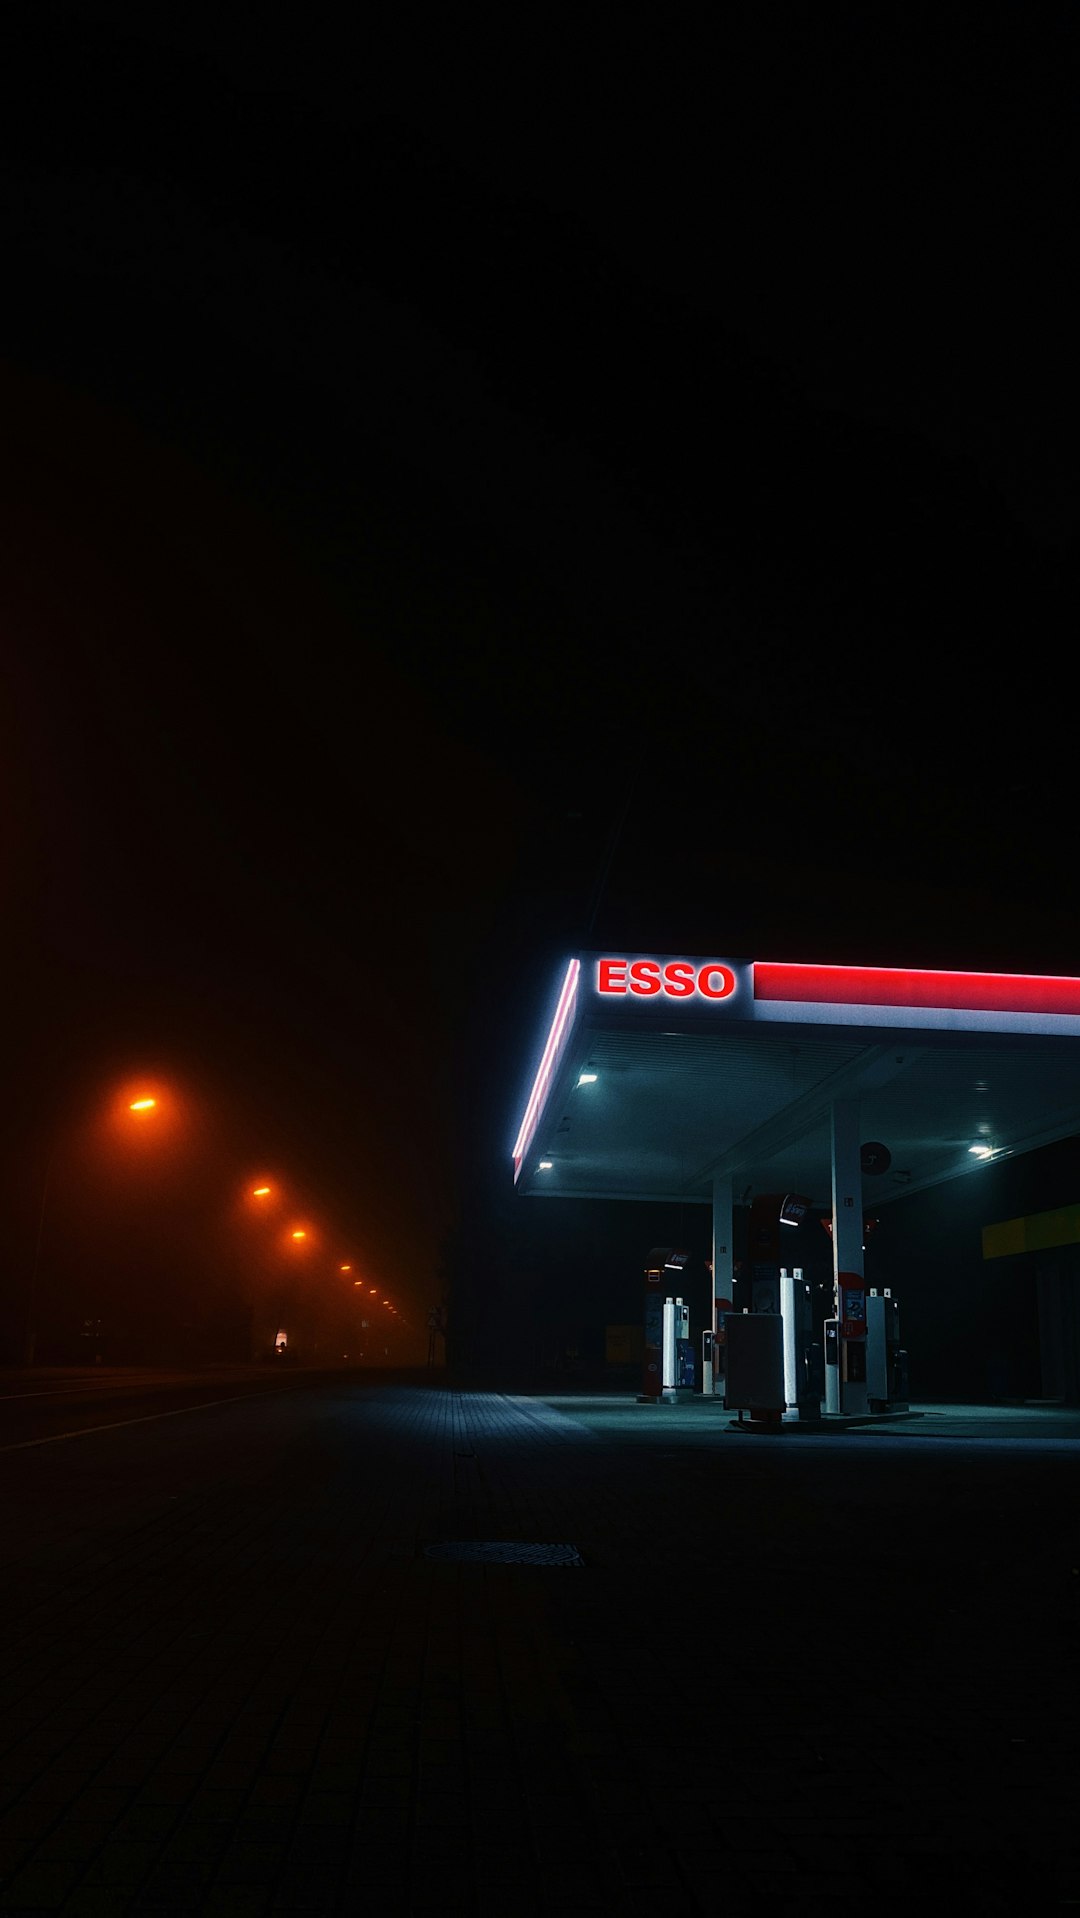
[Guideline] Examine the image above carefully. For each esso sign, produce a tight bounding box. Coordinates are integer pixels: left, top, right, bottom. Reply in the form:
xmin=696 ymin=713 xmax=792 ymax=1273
xmin=597 ymin=957 xmax=737 ymax=1001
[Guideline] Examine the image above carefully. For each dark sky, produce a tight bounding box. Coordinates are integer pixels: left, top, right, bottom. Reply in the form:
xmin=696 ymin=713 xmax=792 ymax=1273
xmin=1 ymin=6 xmax=1077 ymax=1332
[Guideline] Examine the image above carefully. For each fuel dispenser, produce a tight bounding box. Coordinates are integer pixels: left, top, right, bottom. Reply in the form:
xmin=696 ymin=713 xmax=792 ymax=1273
xmin=748 ymin=1258 xmax=821 ymax=1417
xmin=640 ymin=1248 xmax=687 ymax=1402
xmin=746 ymin=1197 xmax=822 ymax=1418
xmin=663 ymin=1295 xmax=691 ymax=1395
xmin=824 ymin=1319 xmax=841 ymax=1414
xmin=710 ymin=1297 xmax=734 ymax=1399
xmin=701 ymin=1301 xmax=732 ymax=1396
xmin=866 ymin=1290 xmax=909 ymax=1411
xmin=833 ymin=1272 xmax=868 ymax=1414
xmin=780 ymin=1268 xmax=823 ymax=1419
xmin=824 ymin=1277 xmax=907 ymax=1415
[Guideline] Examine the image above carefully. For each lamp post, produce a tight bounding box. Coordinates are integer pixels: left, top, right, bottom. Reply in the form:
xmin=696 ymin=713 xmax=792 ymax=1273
xmin=22 ymin=1089 xmax=162 ymax=1367
xmin=267 ymin=1220 xmax=314 ymax=1359
xmin=240 ymin=1180 xmax=286 ymax=1359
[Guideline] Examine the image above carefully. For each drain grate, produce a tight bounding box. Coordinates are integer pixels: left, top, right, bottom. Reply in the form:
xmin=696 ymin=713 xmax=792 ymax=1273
xmin=423 ymin=1540 xmax=584 ymax=1566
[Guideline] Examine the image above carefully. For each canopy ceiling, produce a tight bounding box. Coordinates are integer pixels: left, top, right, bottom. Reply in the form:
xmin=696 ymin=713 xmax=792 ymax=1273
xmin=512 ymin=955 xmax=1080 ymax=1209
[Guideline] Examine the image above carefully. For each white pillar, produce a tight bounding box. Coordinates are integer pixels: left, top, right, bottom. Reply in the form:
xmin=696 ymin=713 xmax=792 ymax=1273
xmin=711 ymin=1175 xmax=734 ymax=1332
xmin=830 ymin=1099 xmax=863 ymax=1293
xmin=711 ymin=1175 xmax=734 ymax=1399
xmin=831 ymin=1098 xmax=867 ymax=1414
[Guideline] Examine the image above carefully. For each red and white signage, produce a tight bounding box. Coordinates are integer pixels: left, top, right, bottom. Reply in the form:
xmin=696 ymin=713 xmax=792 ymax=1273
xmin=752 ymin=961 xmax=1080 ymax=1034
xmin=596 ymin=957 xmax=738 ymax=1000
xmin=513 ymin=949 xmax=1080 ymax=1183
xmin=586 ymin=955 xmax=1080 ymax=1036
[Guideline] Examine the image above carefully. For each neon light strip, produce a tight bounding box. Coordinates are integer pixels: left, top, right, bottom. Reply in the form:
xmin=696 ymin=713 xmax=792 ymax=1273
xmin=512 ymin=958 xmax=580 ymax=1180
xmin=754 ymin=963 xmax=1080 ymax=1017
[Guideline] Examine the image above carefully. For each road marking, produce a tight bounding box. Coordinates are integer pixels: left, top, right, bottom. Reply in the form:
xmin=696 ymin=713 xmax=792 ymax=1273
xmin=0 ymin=1381 xmax=151 ymax=1403
xmin=0 ymin=1370 xmax=281 ymax=1404
xmin=0 ymin=1383 xmax=314 ymax=1451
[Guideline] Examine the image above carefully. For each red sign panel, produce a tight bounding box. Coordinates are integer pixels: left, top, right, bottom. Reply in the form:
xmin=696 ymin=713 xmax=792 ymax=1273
xmin=754 ymin=963 xmax=1080 ymax=1019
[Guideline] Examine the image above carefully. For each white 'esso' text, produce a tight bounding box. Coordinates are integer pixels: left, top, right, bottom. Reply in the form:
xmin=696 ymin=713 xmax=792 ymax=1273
xmin=597 ymin=958 xmax=737 ymax=1000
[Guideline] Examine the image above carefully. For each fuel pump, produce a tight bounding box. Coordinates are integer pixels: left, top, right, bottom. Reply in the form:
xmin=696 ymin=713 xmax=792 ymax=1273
xmin=779 ymin=1268 xmax=822 ymax=1419
xmin=824 ymin=1318 xmax=841 ymax=1414
xmin=746 ymin=1197 xmax=822 ymax=1418
xmin=667 ymin=1288 xmax=694 ymax=1396
xmin=836 ymin=1273 xmax=870 ymax=1411
xmin=710 ymin=1296 xmax=734 ymax=1399
xmin=663 ymin=1295 xmax=692 ymax=1393
xmin=640 ymin=1248 xmax=687 ymax=1403
xmin=866 ymin=1290 xmax=909 ymax=1411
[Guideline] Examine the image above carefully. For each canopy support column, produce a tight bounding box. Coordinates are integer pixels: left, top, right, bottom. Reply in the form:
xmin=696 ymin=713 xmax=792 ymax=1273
xmin=709 ymin=1176 xmax=734 ymax=1398
xmin=831 ymin=1098 xmax=868 ymax=1413
xmin=711 ymin=1175 xmax=734 ymax=1335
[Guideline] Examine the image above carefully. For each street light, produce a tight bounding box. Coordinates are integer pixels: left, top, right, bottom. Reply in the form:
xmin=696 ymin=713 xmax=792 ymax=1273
xmin=23 ymin=1083 xmax=168 ymax=1366
xmin=119 ymin=1088 xmax=163 ymax=1129
xmin=238 ymin=1187 xmax=306 ymax=1362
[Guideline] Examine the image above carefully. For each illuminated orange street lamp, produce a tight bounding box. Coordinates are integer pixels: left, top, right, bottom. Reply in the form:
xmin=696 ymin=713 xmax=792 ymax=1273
xmin=283 ymin=1223 xmax=318 ymax=1264
xmin=340 ymin=1263 xmax=351 ymax=1273
xmin=25 ymin=1082 xmax=169 ymax=1367
xmin=113 ymin=1082 xmax=173 ymax=1132
xmin=253 ymin=1185 xmax=272 ymax=1198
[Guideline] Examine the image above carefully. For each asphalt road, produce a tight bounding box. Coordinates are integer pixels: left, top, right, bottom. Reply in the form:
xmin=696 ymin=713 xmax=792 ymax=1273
xmin=0 ymin=1365 xmax=343 ymax=1454
xmin=0 ymin=1370 xmax=1077 ymax=1913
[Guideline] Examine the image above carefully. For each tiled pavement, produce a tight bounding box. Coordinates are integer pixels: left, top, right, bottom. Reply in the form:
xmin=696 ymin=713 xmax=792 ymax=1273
xmin=0 ymin=1372 xmax=1078 ymax=1914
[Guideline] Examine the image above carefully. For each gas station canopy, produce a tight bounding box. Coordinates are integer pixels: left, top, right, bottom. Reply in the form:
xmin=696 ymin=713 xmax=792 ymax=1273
xmin=512 ymin=954 xmax=1080 ymax=1211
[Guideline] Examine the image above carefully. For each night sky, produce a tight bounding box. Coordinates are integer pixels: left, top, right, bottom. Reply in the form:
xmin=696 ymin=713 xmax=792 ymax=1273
xmin=1 ymin=8 xmax=1076 ymax=1352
